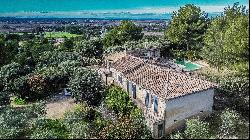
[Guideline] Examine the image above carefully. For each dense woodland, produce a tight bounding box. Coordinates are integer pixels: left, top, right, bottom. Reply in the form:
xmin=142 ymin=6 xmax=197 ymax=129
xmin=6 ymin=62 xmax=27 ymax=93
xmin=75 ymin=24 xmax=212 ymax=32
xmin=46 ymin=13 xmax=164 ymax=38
xmin=0 ymin=3 xmax=249 ymax=139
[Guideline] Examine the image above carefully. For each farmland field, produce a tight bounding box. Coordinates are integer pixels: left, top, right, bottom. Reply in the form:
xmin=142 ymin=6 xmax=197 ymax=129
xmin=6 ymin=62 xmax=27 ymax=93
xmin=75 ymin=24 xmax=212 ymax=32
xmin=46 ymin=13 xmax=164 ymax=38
xmin=44 ymin=32 xmax=81 ymax=38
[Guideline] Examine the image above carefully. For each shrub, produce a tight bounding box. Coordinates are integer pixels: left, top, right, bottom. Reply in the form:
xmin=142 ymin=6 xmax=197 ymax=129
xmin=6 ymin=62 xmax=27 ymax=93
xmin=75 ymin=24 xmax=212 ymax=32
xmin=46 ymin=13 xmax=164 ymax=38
xmin=184 ymin=118 xmax=211 ymax=139
xmin=66 ymin=122 xmax=90 ymax=139
xmin=75 ymin=38 xmax=104 ymax=59
xmin=68 ymin=68 xmax=105 ymax=106
xmin=13 ymin=96 xmax=26 ymax=105
xmin=58 ymin=60 xmax=81 ymax=77
xmin=63 ymin=103 xmax=91 ymax=124
xmin=170 ymin=131 xmax=184 ymax=139
xmin=36 ymin=66 xmax=68 ymax=93
xmin=105 ymin=85 xmax=135 ymax=115
xmin=219 ymin=109 xmax=248 ymax=138
xmin=0 ymin=62 xmax=22 ymax=91
xmin=30 ymin=119 xmax=68 ymax=139
xmin=37 ymin=51 xmax=82 ymax=67
xmin=0 ymin=91 xmax=10 ymax=107
xmin=0 ymin=103 xmax=45 ymax=139
xmin=99 ymin=116 xmax=151 ymax=139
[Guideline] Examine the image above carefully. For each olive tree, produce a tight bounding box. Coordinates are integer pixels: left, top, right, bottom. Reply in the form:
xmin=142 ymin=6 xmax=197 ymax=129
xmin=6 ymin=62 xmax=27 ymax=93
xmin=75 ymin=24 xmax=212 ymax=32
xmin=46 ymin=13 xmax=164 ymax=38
xmin=68 ymin=68 xmax=105 ymax=106
xmin=184 ymin=118 xmax=211 ymax=139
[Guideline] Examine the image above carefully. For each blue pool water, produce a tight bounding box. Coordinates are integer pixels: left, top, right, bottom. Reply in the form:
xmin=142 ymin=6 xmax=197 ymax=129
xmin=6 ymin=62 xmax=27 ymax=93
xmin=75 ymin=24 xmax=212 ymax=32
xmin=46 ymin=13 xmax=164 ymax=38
xmin=0 ymin=0 xmax=248 ymax=19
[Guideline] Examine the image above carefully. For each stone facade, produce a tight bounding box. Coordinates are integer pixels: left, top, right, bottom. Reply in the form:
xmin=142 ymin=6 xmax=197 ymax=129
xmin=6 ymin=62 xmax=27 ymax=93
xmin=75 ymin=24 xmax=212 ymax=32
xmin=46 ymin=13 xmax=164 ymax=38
xmin=105 ymin=55 xmax=216 ymax=138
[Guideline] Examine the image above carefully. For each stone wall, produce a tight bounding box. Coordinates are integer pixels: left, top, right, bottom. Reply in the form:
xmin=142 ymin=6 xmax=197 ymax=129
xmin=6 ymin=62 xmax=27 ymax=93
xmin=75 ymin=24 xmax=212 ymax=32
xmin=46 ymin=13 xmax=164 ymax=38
xmin=110 ymin=68 xmax=214 ymax=138
xmin=164 ymin=89 xmax=214 ymax=134
xmin=111 ymin=68 xmax=166 ymax=138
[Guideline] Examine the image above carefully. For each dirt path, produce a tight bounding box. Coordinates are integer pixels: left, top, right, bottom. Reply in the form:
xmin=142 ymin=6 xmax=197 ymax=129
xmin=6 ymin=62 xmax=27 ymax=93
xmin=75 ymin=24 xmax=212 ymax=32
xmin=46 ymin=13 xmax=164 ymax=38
xmin=45 ymin=94 xmax=76 ymax=119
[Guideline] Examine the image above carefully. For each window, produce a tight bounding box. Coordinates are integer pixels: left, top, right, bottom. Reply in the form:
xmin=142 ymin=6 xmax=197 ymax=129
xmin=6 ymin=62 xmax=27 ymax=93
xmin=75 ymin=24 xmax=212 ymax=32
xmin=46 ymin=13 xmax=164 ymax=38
xmin=154 ymin=96 xmax=158 ymax=113
xmin=158 ymin=123 xmax=163 ymax=138
xmin=118 ymin=75 xmax=122 ymax=84
xmin=126 ymin=81 xmax=130 ymax=93
xmin=132 ymin=84 xmax=136 ymax=99
xmin=145 ymin=92 xmax=149 ymax=107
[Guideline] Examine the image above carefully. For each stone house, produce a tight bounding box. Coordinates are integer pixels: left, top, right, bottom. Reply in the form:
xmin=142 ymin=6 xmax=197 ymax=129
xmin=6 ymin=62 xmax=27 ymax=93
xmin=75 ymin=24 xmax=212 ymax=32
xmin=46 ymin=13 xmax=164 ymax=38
xmin=106 ymin=55 xmax=217 ymax=138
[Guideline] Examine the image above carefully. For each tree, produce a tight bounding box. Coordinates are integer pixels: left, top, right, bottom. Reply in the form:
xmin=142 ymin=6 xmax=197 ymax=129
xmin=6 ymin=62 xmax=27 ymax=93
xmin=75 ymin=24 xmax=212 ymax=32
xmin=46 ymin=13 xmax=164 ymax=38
xmin=68 ymin=68 xmax=105 ymax=106
xmin=60 ymin=38 xmax=74 ymax=51
xmin=103 ymin=20 xmax=143 ymax=47
xmin=0 ymin=39 xmax=19 ymax=66
xmin=0 ymin=62 xmax=23 ymax=91
xmin=0 ymin=92 xmax=10 ymax=107
xmin=0 ymin=103 xmax=45 ymax=139
xmin=165 ymin=4 xmax=208 ymax=60
xmin=218 ymin=109 xmax=248 ymax=139
xmin=99 ymin=115 xmax=151 ymax=139
xmin=184 ymin=118 xmax=211 ymax=139
xmin=105 ymin=85 xmax=135 ymax=116
xmin=75 ymin=38 xmax=104 ymax=59
xmin=202 ymin=3 xmax=249 ymax=70
xmin=30 ymin=119 xmax=68 ymax=139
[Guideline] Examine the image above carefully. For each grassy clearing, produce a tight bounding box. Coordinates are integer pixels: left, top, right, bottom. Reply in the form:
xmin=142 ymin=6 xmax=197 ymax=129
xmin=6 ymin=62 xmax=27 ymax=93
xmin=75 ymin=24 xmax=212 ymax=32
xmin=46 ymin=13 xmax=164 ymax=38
xmin=44 ymin=32 xmax=81 ymax=38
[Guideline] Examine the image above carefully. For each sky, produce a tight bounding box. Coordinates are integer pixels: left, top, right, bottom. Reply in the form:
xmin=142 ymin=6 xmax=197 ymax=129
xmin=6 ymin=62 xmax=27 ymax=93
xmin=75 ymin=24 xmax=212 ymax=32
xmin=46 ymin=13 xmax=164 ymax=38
xmin=0 ymin=0 xmax=248 ymax=18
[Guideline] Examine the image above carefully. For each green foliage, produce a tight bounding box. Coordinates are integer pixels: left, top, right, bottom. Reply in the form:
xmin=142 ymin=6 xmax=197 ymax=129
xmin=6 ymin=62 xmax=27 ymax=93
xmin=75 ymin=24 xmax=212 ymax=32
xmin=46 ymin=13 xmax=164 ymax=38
xmin=104 ymin=20 xmax=143 ymax=47
xmin=30 ymin=119 xmax=68 ymax=139
xmin=68 ymin=68 xmax=105 ymax=106
xmin=105 ymin=85 xmax=135 ymax=116
xmin=99 ymin=116 xmax=151 ymax=139
xmin=184 ymin=118 xmax=211 ymax=139
xmin=0 ymin=62 xmax=23 ymax=91
xmin=218 ymin=109 xmax=248 ymax=138
xmin=63 ymin=103 xmax=99 ymax=139
xmin=60 ymin=38 xmax=74 ymax=51
xmin=0 ymin=103 xmax=45 ymax=139
xmin=0 ymin=39 xmax=19 ymax=66
xmin=0 ymin=91 xmax=10 ymax=107
xmin=202 ymin=3 xmax=249 ymax=69
xmin=37 ymin=50 xmax=81 ymax=67
xmin=58 ymin=60 xmax=81 ymax=77
xmin=35 ymin=66 xmax=68 ymax=93
xmin=165 ymin=4 xmax=208 ymax=60
xmin=66 ymin=122 xmax=90 ymax=139
xmin=170 ymin=131 xmax=184 ymax=139
xmin=13 ymin=96 xmax=26 ymax=105
xmin=75 ymin=38 xmax=104 ymax=59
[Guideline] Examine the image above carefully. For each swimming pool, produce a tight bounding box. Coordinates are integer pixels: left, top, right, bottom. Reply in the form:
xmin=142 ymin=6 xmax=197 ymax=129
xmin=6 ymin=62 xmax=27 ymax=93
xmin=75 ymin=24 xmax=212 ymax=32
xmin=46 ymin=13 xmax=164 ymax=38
xmin=175 ymin=60 xmax=201 ymax=71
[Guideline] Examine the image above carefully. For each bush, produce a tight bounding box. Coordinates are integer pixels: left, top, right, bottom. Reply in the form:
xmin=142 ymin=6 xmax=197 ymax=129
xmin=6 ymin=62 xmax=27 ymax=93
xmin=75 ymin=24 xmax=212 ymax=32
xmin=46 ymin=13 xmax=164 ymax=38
xmin=0 ymin=62 xmax=22 ymax=91
xmin=0 ymin=103 xmax=45 ymax=139
xmin=170 ymin=131 xmax=184 ymax=139
xmin=37 ymin=51 xmax=82 ymax=67
xmin=75 ymin=38 xmax=104 ymax=59
xmin=36 ymin=66 xmax=68 ymax=93
xmin=66 ymin=122 xmax=90 ymax=139
xmin=58 ymin=60 xmax=81 ymax=77
xmin=68 ymin=68 xmax=105 ymax=106
xmin=13 ymin=96 xmax=26 ymax=105
xmin=105 ymin=85 xmax=135 ymax=116
xmin=219 ymin=109 xmax=248 ymax=138
xmin=99 ymin=116 xmax=151 ymax=139
xmin=30 ymin=128 xmax=61 ymax=139
xmin=30 ymin=119 xmax=68 ymax=139
xmin=63 ymin=103 xmax=91 ymax=124
xmin=0 ymin=91 xmax=10 ymax=107
xmin=184 ymin=118 xmax=211 ymax=139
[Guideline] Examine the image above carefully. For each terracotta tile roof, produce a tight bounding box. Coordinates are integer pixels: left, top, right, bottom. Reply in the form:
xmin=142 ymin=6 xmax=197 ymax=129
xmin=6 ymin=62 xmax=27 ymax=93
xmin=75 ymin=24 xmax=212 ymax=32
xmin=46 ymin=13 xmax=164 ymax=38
xmin=112 ymin=55 xmax=217 ymax=100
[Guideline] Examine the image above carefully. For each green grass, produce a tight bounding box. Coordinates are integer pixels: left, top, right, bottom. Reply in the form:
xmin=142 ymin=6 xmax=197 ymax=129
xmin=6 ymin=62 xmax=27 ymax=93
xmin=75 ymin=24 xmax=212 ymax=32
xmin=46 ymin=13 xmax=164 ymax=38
xmin=44 ymin=32 xmax=81 ymax=38
xmin=12 ymin=96 xmax=26 ymax=105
